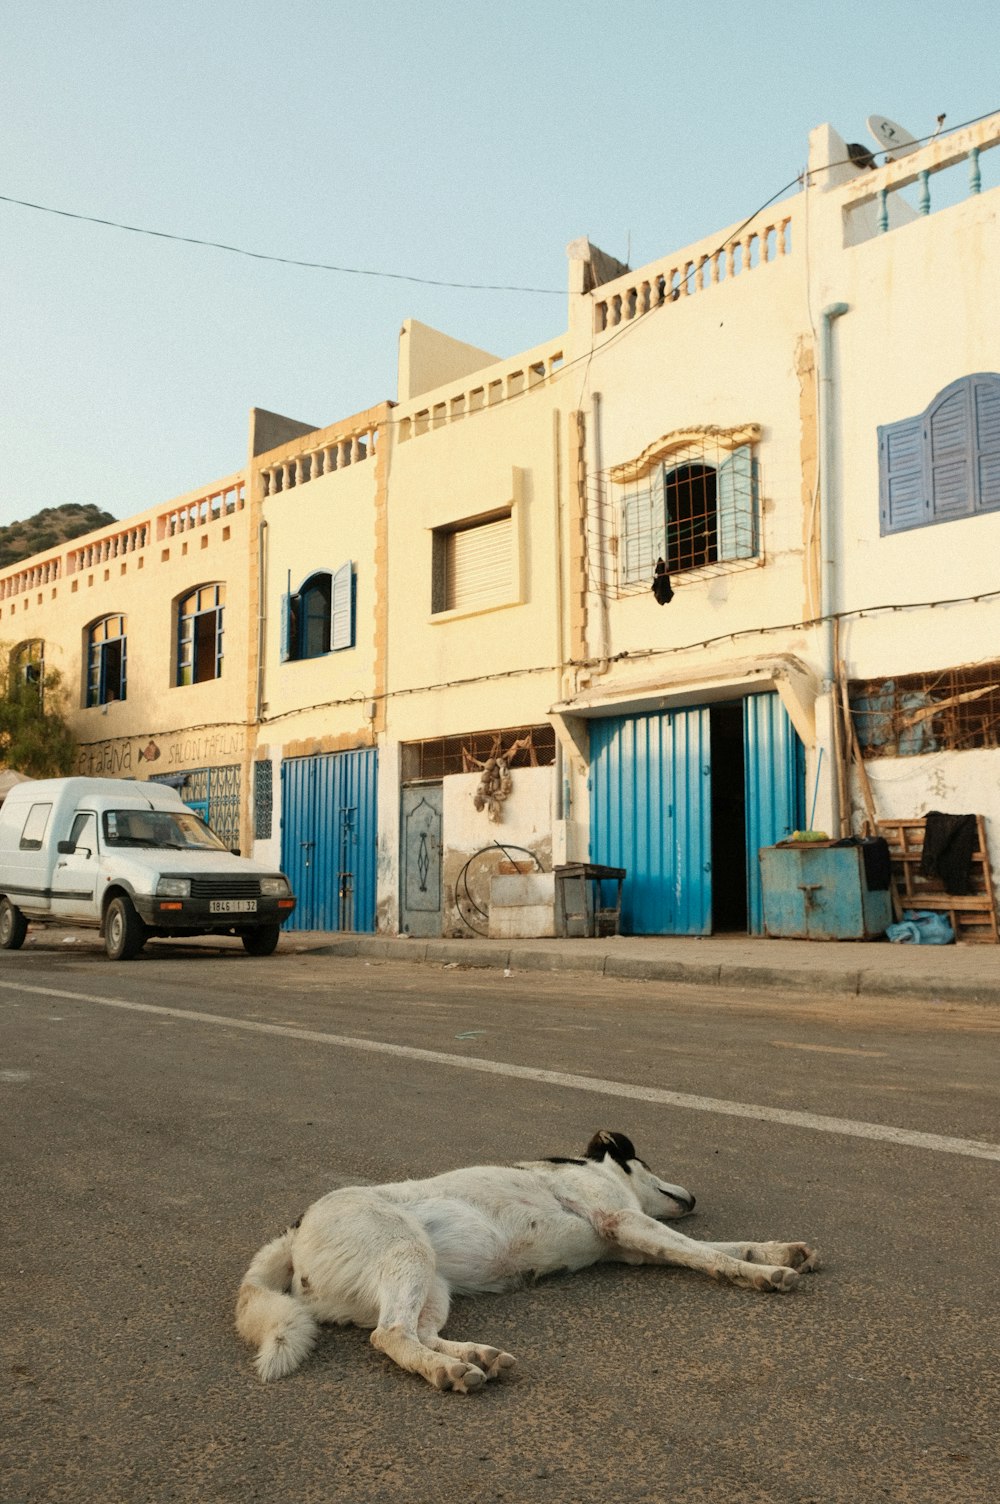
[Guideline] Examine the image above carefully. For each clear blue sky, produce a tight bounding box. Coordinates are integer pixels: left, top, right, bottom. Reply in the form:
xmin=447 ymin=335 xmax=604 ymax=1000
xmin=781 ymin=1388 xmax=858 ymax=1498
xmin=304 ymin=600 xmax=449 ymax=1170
xmin=2 ymin=0 xmax=998 ymax=528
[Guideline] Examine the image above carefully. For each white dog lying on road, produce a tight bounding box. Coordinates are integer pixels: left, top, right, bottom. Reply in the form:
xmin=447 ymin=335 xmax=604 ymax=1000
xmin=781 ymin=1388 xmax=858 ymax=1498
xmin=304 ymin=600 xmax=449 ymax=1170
xmin=236 ymin=1129 xmax=820 ymax=1392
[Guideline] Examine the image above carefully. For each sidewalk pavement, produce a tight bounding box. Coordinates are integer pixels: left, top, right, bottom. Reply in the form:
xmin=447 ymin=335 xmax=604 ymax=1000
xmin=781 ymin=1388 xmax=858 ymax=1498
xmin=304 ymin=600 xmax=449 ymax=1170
xmin=285 ymin=929 xmax=1000 ymax=1007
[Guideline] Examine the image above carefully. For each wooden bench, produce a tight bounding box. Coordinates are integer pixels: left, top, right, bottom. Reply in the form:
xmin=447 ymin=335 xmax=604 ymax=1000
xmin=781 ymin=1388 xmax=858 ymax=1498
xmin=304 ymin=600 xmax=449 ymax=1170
xmin=877 ymin=816 xmax=998 ymax=943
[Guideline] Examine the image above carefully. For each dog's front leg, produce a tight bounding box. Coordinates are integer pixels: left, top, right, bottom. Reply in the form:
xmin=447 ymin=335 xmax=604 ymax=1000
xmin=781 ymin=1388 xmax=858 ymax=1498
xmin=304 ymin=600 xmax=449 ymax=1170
xmin=590 ymin=1210 xmax=807 ymax=1292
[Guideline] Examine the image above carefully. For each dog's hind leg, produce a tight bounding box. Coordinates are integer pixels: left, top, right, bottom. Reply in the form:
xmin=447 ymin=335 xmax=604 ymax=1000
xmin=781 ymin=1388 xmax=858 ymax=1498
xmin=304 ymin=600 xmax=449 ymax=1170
xmin=591 ymin=1210 xmax=811 ymax=1292
xmin=369 ymin=1251 xmax=491 ymax=1393
xmin=416 ymin=1276 xmax=516 ymax=1381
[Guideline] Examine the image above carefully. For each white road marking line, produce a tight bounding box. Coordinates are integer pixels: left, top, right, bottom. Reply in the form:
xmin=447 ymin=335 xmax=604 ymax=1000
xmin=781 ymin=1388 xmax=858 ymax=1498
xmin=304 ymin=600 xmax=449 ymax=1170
xmin=3 ymin=979 xmax=998 ymax=1162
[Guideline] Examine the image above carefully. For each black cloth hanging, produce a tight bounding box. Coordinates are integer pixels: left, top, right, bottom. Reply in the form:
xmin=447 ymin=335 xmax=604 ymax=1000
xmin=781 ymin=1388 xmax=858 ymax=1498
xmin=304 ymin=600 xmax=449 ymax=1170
xmin=920 ymin=811 xmax=979 ymax=895
xmin=651 ymin=557 xmax=674 ymax=605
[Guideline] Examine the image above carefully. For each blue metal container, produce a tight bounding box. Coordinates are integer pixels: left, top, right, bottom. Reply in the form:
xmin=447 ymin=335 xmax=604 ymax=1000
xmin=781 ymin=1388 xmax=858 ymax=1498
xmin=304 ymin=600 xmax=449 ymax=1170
xmin=759 ymin=844 xmax=892 ymax=940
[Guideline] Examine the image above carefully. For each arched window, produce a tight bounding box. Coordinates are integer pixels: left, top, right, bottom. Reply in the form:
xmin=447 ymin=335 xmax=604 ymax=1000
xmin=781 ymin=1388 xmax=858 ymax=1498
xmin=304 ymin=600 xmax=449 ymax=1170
xmin=879 ymin=373 xmax=1000 ymax=535
xmin=621 ymin=444 xmax=758 ymax=585
xmin=10 ymin=639 xmax=44 ymax=695
xmin=177 ymin=584 xmax=224 ymax=685
xmin=280 ymin=563 xmax=355 ymax=661
xmin=87 ymin=616 xmax=127 ymax=706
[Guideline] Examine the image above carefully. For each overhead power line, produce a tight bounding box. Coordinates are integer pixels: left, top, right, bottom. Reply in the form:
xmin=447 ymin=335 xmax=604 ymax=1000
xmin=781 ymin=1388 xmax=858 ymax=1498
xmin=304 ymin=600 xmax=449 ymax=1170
xmin=0 ymin=192 xmax=564 ymax=295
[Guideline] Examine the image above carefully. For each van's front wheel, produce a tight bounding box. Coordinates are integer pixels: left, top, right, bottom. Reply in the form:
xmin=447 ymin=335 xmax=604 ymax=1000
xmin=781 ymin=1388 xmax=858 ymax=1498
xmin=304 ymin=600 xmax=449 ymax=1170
xmin=0 ymin=897 xmax=27 ymax=950
xmin=242 ymin=923 xmax=280 ymax=956
xmin=105 ymin=896 xmax=147 ymax=961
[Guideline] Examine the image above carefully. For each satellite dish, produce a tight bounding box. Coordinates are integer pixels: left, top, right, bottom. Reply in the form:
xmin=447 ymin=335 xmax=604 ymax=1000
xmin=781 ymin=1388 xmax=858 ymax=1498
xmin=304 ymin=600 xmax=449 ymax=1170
xmin=867 ymin=114 xmax=920 ymax=159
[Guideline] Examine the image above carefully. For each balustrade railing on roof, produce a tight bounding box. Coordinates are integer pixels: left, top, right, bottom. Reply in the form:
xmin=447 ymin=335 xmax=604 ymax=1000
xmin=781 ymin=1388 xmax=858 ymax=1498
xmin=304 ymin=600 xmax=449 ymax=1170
xmin=395 ymin=345 xmax=565 ymax=442
xmin=840 ymin=111 xmax=1000 ymax=239
xmin=0 ymin=556 xmax=62 ymax=601
xmin=592 ymin=214 xmax=792 ymax=336
xmin=155 ymin=478 xmax=244 ymax=540
xmin=261 ymin=423 xmax=379 ymax=496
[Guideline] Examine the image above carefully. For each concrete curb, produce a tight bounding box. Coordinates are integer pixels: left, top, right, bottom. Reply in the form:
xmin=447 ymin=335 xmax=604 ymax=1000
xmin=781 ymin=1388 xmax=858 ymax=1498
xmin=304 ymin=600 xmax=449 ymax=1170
xmin=292 ymin=934 xmax=1000 ymax=1006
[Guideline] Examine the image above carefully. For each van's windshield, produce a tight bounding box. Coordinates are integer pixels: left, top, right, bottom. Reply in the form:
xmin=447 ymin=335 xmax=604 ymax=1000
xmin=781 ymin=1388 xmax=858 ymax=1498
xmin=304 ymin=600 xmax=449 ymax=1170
xmin=101 ymin=809 xmax=229 ymax=851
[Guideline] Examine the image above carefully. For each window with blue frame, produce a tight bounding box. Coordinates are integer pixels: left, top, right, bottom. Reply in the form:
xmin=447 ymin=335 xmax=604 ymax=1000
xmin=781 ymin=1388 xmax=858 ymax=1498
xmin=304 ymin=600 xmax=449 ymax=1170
xmin=176 ymin=584 xmax=224 ymax=685
xmin=621 ymin=444 xmax=759 ymax=586
xmin=280 ymin=563 xmax=355 ymax=661
xmin=86 ymin=615 xmax=127 ymax=706
xmin=878 ymin=373 xmax=1000 ymax=535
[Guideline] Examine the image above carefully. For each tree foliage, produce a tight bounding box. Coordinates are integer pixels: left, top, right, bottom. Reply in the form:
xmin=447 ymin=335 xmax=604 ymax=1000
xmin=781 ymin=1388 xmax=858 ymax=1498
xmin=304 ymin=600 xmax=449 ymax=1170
xmin=0 ymin=647 xmax=77 ymax=778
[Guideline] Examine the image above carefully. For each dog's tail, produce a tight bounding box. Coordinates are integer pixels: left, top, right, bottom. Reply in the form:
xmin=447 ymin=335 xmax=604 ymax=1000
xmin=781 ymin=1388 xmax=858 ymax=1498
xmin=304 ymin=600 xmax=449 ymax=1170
xmin=235 ymin=1227 xmax=317 ymax=1382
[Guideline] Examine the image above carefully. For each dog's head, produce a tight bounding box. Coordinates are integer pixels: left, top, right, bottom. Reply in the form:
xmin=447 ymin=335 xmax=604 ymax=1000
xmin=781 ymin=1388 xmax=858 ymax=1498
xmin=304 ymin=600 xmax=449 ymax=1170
xmin=585 ymin=1130 xmax=695 ymax=1219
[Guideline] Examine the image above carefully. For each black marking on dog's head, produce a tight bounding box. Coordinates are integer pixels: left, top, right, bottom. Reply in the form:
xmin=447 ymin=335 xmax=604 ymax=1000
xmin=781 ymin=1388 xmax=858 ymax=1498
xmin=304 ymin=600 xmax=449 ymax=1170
xmin=585 ymin=1130 xmax=637 ymax=1172
xmin=289 ymin=1214 xmax=304 ymax=1231
xmin=544 ymin=1156 xmax=587 ymax=1166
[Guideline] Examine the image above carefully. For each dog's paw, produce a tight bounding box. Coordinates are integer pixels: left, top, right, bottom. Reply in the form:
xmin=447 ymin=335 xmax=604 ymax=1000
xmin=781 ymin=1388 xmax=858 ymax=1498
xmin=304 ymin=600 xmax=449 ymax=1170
xmin=467 ymin=1345 xmax=516 ymax=1380
xmin=435 ymin=1361 xmax=487 ymax=1394
xmin=785 ymin=1242 xmax=821 ymax=1273
xmin=755 ymin=1264 xmax=800 ymax=1293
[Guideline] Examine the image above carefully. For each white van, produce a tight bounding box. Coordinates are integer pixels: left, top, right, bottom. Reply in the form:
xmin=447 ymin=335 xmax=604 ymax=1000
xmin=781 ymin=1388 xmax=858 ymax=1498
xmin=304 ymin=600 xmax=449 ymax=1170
xmin=0 ymin=777 xmax=296 ymax=960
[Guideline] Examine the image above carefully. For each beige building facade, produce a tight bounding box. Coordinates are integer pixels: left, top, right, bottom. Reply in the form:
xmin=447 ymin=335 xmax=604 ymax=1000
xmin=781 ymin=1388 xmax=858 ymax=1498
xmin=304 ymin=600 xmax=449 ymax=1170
xmin=5 ymin=112 xmax=1000 ymax=938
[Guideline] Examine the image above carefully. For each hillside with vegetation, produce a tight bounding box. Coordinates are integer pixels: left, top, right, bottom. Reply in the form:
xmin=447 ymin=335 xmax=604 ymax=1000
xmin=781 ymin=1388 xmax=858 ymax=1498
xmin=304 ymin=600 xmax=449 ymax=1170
xmin=0 ymin=503 xmax=118 ymax=570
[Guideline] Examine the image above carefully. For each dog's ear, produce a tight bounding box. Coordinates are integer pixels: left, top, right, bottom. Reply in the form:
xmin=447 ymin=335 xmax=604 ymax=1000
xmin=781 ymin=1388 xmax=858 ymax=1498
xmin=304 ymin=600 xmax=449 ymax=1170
xmin=585 ymin=1130 xmax=637 ymax=1171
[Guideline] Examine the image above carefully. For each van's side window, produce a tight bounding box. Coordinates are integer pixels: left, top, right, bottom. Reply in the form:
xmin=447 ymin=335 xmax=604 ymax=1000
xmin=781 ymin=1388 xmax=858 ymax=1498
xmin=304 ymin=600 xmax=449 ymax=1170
xmin=19 ymin=802 xmax=53 ymax=851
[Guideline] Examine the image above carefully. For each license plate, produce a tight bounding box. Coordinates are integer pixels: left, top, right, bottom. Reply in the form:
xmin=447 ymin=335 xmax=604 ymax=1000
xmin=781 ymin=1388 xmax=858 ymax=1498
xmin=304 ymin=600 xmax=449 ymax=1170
xmin=210 ymin=899 xmax=258 ymax=914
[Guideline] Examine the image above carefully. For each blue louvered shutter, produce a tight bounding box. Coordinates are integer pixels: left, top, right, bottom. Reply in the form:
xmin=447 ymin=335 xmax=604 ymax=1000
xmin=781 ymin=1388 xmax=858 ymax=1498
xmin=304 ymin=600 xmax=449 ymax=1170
xmin=878 ymin=416 xmax=926 ymax=534
xmin=330 ymin=561 xmax=355 ymax=651
xmin=717 ymin=445 xmax=759 ymax=560
xmin=973 ymin=375 xmax=1000 ymax=513
xmin=279 ymin=592 xmax=293 ymax=662
xmin=927 ymin=382 xmax=973 ymax=522
xmin=621 ymin=469 xmax=666 ymax=585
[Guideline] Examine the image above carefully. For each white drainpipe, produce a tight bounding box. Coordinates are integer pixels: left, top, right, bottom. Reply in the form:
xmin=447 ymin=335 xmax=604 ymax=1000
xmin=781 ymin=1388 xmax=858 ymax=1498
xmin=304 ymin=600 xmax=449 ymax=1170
xmin=819 ymin=301 xmax=850 ymax=833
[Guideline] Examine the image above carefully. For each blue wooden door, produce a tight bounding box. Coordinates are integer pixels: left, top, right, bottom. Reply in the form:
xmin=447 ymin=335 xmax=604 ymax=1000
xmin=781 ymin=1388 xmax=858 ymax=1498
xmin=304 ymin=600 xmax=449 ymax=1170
xmin=281 ymin=749 xmax=378 ymax=932
xmin=589 ymin=707 xmax=712 ymax=935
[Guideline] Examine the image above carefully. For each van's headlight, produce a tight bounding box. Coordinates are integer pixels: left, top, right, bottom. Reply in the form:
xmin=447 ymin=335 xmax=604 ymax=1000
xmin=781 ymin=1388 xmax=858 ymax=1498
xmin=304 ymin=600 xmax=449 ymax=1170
xmin=156 ymin=877 xmax=191 ymax=897
xmin=260 ymin=876 xmax=291 ymax=897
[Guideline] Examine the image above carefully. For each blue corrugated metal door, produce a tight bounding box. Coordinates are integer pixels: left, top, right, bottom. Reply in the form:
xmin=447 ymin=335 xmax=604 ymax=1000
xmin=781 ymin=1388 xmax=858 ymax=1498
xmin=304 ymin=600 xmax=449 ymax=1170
xmin=589 ymin=707 xmax=712 ymax=935
xmin=743 ymin=694 xmax=806 ymax=935
xmin=281 ymin=749 xmax=378 ymax=932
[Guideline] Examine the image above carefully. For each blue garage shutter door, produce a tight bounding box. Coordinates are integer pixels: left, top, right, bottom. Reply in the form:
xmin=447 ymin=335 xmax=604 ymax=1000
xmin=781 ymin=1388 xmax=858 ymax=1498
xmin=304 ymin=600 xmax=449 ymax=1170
xmin=743 ymin=693 xmax=806 ymax=935
xmin=589 ymin=707 xmax=711 ymax=935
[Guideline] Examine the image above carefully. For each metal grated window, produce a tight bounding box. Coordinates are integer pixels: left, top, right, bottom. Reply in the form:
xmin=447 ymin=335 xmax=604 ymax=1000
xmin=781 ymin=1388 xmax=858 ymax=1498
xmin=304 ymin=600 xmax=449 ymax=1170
xmin=254 ymin=759 xmax=273 ymax=840
xmin=850 ymin=661 xmax=1000 ymax=756
xmin=402 ymin=723 xmax=556 ymax=780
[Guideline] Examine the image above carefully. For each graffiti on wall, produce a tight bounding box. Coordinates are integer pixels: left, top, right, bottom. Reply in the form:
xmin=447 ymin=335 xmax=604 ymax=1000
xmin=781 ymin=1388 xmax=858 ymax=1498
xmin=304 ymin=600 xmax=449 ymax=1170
xmin=77 ymin=728 xmax=245 ymax=778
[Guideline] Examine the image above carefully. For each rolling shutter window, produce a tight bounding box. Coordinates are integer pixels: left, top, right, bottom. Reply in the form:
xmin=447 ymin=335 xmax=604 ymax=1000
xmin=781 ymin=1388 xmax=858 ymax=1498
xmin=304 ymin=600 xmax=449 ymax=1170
xmin=445 ymin=513 xmax=513 ymax=612
xmin=878 ymin=416 xmax=926 ymax=535
xmin=621 ymin=470 xmax=666 ymax=585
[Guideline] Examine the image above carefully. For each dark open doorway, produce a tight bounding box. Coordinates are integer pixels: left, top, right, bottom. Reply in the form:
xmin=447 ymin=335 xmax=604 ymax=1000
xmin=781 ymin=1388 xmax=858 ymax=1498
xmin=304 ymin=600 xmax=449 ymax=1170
xmin=710 ymin=702 xmax=747 ymax=931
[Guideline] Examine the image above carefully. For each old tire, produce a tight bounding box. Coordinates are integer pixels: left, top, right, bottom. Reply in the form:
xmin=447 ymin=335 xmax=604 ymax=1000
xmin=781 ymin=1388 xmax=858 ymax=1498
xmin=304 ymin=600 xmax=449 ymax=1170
xmin=242 ymin=924 xmax=281 ymax=957
xmin=0 ymin=897 xmax=28 ymax=950
xmin=105 ymin=895 xmax=147 ymax=961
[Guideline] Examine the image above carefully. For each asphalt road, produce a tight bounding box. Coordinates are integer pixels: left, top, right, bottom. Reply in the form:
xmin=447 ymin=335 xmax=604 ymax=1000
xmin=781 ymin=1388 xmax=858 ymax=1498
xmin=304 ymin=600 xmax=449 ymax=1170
xmin=2 ymin=935 xmax=999 ymax=1504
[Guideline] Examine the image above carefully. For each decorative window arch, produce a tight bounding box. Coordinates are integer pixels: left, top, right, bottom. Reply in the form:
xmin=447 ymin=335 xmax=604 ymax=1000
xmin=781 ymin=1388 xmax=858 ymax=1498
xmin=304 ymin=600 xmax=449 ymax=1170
xmin=879 ymin=373 xmax=1000 ymax=535
xmin=280 ymin=563 xmax=355 ymax=661
xmin=86 ymin=615 xmax=127 ymax=706
xmin=177 ymin=583 xmax=224 ymax=685
xmin=617 ymin=425 xmax=761 ymax=586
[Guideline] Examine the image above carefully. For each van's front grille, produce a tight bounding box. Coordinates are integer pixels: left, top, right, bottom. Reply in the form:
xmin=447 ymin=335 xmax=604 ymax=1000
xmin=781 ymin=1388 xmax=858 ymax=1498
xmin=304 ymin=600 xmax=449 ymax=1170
xmin=188 ymin=876 xmax=261 ymax=900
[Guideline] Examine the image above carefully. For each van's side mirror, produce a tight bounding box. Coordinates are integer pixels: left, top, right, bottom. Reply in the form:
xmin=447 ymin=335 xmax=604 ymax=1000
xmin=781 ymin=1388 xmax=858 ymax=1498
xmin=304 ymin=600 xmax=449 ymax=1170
xmin=57 ymin=840 xmax=76 ymax=854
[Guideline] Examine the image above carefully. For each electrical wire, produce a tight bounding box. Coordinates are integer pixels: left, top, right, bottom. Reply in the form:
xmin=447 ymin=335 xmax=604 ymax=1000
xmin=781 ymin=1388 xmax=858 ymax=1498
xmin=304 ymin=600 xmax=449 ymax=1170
xmin=2 ymin=107 xmax=994 ymax=301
